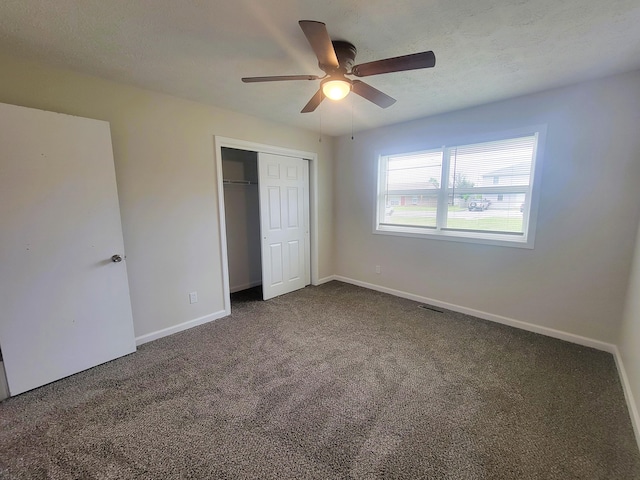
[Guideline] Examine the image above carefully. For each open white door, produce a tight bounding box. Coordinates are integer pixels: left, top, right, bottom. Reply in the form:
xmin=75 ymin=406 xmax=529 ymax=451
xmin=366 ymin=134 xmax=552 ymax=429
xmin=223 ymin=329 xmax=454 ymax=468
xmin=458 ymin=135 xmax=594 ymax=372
xmin=258 ymin=153 xmax=310 ymax=300
xmin=0 ymin=103 xmax=136 ymax=396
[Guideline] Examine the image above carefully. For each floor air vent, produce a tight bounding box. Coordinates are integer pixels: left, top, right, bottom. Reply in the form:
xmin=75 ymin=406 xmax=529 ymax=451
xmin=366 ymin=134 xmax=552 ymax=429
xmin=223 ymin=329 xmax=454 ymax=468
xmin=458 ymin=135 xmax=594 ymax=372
xmin=418 ymin=305 xmax=444 ymax=313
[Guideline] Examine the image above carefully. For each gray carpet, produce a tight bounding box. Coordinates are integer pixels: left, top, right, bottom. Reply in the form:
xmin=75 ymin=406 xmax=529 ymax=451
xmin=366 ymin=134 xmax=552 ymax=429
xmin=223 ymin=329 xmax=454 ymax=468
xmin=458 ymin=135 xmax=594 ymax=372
xmin=1 ymin=281 xmax=639 ymax=479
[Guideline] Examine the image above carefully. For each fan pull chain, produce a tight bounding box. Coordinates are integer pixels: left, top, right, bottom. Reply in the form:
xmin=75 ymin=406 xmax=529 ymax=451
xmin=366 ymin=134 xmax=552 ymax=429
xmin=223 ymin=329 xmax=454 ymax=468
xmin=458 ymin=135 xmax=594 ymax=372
xmin=351 ymin=94 xmax=354 ymax=140
xmin=318 ymin=101 xmax=322 ymax=142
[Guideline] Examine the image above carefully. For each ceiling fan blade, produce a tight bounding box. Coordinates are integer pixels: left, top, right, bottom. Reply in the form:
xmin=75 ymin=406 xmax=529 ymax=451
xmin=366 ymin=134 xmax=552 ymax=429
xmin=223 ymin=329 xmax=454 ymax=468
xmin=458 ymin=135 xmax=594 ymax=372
xmin=351 ymin=80 xmax=396 ymax=108
xmin=351 ymin=51 xmax=436 ymax=77
xmin=242 ymin=75 xmax=319 ymax=83
xmin=299 ymin=20 xmax=339 ymax=69
xmin=301 ymin=89 xmax=325 ymax=113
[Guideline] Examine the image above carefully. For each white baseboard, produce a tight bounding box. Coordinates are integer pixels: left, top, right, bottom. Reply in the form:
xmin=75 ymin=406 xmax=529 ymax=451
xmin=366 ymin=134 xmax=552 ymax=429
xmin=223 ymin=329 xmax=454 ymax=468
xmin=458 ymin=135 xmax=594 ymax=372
xmin=333 ymin=275 xmax=616 ymax=353
xmin=135 ymin=310 xmax=228 ymax=346
xmin=613 ymin=347 xmax=640 ymax=451
xmin=315 ymin=275 xmax=337 ymax=286
xmin=230 ymin=281 xmax=261 ymax=294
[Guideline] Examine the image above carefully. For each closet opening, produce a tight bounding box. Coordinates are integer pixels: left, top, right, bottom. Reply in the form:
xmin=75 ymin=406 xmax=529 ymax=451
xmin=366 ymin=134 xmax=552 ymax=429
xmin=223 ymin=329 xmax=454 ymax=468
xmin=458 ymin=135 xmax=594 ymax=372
xmin=221 ymin=147 xmax=262 ymax=308
xmin=216 ymin=137 xmax=318 ymax=314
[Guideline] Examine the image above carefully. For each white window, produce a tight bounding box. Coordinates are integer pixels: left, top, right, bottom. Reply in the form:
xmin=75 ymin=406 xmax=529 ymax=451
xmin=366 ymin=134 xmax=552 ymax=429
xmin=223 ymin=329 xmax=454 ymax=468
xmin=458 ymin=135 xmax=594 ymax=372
xmin=376 ymin=130 xmax=543 ymax=248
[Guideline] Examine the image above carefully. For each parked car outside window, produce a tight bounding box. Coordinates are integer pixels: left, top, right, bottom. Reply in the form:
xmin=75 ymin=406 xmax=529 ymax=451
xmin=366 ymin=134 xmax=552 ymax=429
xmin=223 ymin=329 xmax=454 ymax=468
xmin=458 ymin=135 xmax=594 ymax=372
xmin=468 ymin=199 xmax=491 ymax=211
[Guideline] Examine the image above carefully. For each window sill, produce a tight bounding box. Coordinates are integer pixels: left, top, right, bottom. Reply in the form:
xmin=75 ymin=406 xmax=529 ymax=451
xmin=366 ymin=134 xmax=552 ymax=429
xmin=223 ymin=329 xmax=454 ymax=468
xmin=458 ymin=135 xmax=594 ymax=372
xmin=374 ymin=224 xmax=534 ymax=249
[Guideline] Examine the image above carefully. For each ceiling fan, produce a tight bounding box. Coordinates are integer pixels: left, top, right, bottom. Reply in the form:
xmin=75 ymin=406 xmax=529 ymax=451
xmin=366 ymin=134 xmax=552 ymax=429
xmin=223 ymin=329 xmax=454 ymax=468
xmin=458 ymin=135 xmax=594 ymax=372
xmin=242 ymin=20 xmax=436 ymax=113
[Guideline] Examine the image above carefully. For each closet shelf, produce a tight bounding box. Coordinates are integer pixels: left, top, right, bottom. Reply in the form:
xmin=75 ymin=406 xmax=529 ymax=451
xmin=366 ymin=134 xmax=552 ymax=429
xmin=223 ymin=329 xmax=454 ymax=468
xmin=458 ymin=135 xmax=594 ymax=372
xmin=223 ymin=179 xmax=258 ymax=186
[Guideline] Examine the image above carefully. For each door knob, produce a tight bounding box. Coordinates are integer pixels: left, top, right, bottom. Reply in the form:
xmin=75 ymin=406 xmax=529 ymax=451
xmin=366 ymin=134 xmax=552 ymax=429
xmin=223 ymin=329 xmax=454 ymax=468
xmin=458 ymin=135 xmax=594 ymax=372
xmin=111 ymin=254 xmax=123 ymax=263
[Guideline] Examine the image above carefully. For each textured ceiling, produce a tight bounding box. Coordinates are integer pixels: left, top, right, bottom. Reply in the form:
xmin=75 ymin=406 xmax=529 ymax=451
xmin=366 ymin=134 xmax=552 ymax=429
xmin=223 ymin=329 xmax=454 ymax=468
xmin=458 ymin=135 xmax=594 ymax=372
xmin=1 ymin=0 xmax=639 ymax=136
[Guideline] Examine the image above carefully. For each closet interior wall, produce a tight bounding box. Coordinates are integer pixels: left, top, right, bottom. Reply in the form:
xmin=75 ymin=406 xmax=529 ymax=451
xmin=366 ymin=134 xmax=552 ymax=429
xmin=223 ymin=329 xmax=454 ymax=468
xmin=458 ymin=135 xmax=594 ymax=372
xmin=221 ymin=147 xmax=262 ymax=293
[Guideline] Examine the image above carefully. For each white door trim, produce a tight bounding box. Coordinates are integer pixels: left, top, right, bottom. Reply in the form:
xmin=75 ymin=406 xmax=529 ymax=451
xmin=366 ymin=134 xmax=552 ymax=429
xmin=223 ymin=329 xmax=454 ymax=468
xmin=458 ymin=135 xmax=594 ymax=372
xmin=214 ymin=136 xmax=319 ymax=315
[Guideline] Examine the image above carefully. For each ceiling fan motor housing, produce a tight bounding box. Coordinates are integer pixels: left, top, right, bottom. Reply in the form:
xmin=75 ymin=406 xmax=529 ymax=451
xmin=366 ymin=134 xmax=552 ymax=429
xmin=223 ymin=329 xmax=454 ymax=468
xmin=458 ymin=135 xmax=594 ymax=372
xmin=325 ymin=41 xmax=357 ymax=74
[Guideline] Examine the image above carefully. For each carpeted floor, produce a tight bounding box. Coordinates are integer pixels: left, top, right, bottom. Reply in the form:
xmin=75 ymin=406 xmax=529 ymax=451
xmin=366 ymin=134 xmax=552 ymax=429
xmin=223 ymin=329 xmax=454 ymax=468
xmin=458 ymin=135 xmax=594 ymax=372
xmin=0 ymin=281 xmax=639 ymax=479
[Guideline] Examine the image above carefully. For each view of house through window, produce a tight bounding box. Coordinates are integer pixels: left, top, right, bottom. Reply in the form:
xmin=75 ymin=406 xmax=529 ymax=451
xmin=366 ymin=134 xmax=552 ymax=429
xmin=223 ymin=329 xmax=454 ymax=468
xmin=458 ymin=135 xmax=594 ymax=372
xmin=377 ymin=132 xmax=541 ymax=247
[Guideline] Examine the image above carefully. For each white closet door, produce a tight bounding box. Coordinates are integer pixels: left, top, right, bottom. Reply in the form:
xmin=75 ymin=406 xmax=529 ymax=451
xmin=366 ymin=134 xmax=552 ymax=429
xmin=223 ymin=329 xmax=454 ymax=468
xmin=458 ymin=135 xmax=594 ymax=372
xmin=258 ymin=153 xmax=309 ymax=300
xmin=0 ymin=102 xmax=136 ymax=396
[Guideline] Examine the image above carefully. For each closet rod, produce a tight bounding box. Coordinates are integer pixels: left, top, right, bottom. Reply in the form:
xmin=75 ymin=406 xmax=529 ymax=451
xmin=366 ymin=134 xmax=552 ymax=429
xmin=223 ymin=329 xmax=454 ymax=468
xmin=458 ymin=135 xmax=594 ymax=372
xmin=223 ymin=179 xmax=258 ymax=186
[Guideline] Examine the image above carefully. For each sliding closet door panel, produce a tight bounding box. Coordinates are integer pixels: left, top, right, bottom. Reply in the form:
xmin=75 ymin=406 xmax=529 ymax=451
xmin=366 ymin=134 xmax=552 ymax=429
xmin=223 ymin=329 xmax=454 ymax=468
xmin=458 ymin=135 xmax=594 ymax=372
xmin=258 ymin=153 xmax=309 ymax=300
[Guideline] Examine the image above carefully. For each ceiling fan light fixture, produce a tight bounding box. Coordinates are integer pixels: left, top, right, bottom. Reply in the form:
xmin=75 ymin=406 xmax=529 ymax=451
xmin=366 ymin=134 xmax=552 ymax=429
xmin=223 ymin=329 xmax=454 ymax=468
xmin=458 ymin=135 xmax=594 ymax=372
xmin=243 ymin=21 xmax=435 ymax=113
xmin=321 ymin=78 xmax=351 ymax=101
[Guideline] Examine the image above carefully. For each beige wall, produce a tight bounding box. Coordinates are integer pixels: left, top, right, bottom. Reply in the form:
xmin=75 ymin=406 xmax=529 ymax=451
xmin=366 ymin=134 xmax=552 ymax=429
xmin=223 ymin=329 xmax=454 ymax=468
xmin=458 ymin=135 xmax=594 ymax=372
xmin=0 ymin=52 xmax=334 ymax=339
xmin=334 ymin=70 xmax=640 ymax=344
xmin=620 ymin=219 xmax=640 ymax=441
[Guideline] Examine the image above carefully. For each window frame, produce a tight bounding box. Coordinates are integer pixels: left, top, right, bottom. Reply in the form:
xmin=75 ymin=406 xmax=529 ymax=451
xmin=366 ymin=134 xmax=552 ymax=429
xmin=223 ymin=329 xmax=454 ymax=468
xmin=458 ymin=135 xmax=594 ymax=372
xmin=374 ymin=126 xmax=546 ymax=249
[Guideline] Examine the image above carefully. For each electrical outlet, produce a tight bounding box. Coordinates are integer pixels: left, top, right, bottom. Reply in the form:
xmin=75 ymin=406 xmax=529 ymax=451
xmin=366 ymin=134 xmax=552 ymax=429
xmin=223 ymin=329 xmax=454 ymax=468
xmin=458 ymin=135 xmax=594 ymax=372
xmin=375 ymin=265 xmax=381 ymax=274
xmin=189 ymin=291 xmax=198 ymax=304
